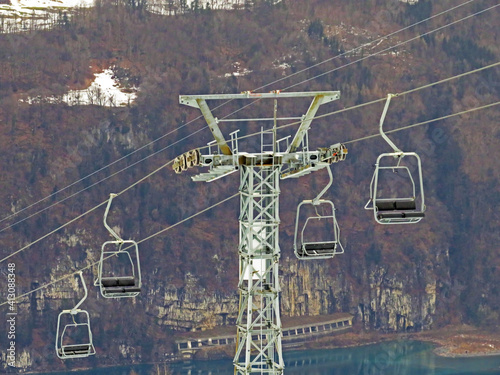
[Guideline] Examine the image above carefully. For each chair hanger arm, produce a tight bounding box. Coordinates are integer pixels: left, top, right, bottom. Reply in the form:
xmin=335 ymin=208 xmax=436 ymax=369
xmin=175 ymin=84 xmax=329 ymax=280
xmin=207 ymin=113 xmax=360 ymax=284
xmin=312 ymin=165 xmax=333 ymax=204
xmin=72 ymin=272 xmax=87 ymax=312
xmin=104 ymin=193 xmax=122 ymax=242
xmin=379 ymin=94 xmax=402 ymax=154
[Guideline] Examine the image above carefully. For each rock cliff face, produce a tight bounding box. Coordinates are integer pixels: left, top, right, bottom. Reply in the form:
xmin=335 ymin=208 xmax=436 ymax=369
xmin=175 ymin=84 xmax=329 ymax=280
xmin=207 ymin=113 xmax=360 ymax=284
xmin=146 ymin=272 xmax=239 ymax=330
xmin=280 ymin=252 xmax=441 ymax=332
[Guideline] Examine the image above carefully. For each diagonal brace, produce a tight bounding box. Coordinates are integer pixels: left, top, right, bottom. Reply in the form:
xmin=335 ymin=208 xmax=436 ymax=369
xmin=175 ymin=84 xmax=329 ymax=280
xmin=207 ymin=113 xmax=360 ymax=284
xmin=180 ymin=97 xmax=232 ymax=156
xmin=287 ymin=92 xmax=340 ymax=153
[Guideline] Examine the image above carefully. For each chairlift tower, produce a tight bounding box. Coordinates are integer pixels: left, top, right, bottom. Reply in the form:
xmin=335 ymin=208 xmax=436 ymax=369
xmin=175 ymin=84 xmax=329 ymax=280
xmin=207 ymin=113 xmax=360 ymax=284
xmin=175 ymin=91 xmax=347 ymax=374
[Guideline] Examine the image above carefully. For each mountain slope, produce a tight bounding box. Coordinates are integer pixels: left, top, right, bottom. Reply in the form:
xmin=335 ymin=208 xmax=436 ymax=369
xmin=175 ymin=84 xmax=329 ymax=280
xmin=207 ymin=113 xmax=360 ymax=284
xmin=0 ymin=0 xmax=499 ymax=371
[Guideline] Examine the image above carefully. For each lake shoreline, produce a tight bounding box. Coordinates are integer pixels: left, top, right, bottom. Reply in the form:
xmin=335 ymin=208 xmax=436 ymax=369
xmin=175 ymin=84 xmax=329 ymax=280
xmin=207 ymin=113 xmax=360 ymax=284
xmin=26 ymin=324 xmax=500 ymax=374
xmin=413 ymin=324 xmax=500 ymax=358
xmin=300 ymin=323 xmax=500 ymax=359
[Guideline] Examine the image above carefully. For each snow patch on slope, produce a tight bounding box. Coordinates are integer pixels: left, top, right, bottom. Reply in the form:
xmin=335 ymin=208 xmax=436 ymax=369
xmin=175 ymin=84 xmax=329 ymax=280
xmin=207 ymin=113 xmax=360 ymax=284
xmin=63 ymin=68 xmax=137 ymax=106
xmin=22 ymin=69 xmax=137 ymax=107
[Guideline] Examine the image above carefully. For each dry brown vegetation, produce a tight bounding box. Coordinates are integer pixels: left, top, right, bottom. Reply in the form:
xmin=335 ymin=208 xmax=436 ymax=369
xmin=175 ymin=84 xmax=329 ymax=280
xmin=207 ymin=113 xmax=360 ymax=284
xmin=0 ymin=0 xmax=499 ymax=371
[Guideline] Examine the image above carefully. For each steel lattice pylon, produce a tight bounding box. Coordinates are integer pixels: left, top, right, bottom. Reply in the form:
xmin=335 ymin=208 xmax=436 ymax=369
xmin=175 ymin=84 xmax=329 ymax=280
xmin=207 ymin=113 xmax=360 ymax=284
xmin=176 ymin=91 xmax=346 ymax=374
xmin=235 ymin=165 xmax=284 ymax=374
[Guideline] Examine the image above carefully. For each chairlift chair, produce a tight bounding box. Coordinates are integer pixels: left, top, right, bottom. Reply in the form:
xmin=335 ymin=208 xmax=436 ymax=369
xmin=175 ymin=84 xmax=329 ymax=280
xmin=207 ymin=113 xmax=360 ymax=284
xmin=96 ymin=194 xmax=142 ymax=298
xmin=294 ymin=166 xmax=344 ymax=260
xmin=55 ymin=272 xmax=96 ymax=359
xmin=365 ymin=94 xmax=426 ymax=224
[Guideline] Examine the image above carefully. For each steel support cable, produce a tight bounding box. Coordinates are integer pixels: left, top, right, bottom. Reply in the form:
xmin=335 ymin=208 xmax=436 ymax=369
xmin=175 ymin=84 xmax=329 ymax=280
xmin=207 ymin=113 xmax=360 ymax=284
xmin=192 ymin=1 xmax=492 ymax=130
xmin=0 ymin=193 xmax=239 ymax=308
xmin=0 ymin=111 xmax=227 ymax=264
xmin=283 ymin=2 xmax=500 ymax=91
xmin=2 ymin=101 xmax=230 ymax=233
xmin=213 ymin=92 xmax=500 ymax=154
xmin=250 ymin=0 xmax=479 ymax=93
xmin=0 ymin=200 xmax=108 ymax=264
xmin=0 ymin=126 xmax=207 ymax=234
xmin=193 ymin=3 xmax=499 ymax=143
xmin=0 ymin=0 xmax=481 ymax=226
xmin=0 ymin=120 xmax=194 ymax=225
xmin=221 ymin=100 xmax=500 ymax=163
xmin=0 ymin=158 xmax=175 ymax=264
xmin=136 ymin=193 xmax=238 ymax=244
xmin=199 ymin=1 xmax=491 ymax=127
xmin=343 ymin=100 xmax=500 ymax=145
xmin=0 ymin=111 xmax=226 ymax=229
xmin=295 ymin=60 xmax=500 ymax=128
xmin=217 ymin=61 xmax=500 ymax=146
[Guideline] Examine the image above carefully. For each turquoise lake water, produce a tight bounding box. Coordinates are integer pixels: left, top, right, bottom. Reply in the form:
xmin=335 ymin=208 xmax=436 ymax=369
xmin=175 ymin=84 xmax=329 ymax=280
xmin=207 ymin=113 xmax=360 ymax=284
xmin=38 ymin=340 xmax=500 ymax=374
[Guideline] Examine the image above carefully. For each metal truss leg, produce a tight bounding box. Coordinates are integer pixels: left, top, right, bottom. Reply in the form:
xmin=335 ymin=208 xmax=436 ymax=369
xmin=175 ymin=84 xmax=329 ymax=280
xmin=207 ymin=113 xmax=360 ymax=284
xmin=234 ymin=165 xmax=284 ymax=375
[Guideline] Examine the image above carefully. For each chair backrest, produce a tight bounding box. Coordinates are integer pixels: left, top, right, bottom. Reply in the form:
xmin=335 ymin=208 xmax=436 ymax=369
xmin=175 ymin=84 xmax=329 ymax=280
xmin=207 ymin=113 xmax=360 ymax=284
xmin=368 ymin=152 xmax=425 ymax=225
xmin=294 ymin=200 xmax=344 ymax=260
xmin=56 ymin=309 xmax=95 ymax=359
xmin=98 ymin=240 xmax=141 ymax=298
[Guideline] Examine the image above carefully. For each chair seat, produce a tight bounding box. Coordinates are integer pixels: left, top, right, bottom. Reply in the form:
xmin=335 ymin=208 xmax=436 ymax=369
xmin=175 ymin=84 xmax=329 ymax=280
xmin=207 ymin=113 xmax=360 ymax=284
xmin=377 ymin=212 xmax=425 ymax=220
xmin=376 ymin=199 xmax=416 ymax=211
xmin=103 ymin=286 xmax=141 ymax=294
xmin=303 ymin=243 xmax=337 ymax=251
xmin=101 ymin=277 xmax=136 ymax=287
xmin=60 ymin=344 xmax=92 ymax=356
xmin=297 ymin=243 xmax=336 ymax=258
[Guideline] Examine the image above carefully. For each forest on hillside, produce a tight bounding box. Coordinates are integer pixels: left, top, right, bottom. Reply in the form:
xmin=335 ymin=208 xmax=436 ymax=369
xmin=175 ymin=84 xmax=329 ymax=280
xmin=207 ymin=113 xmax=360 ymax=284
xmin=0 ymin=0 xmax=499 ymax=372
